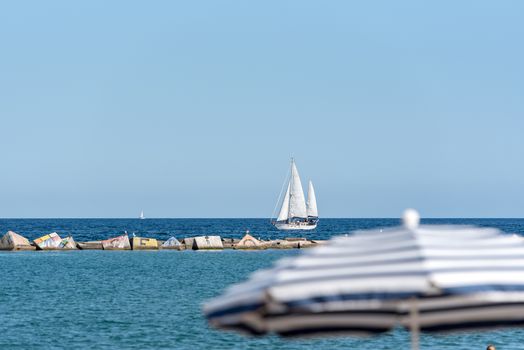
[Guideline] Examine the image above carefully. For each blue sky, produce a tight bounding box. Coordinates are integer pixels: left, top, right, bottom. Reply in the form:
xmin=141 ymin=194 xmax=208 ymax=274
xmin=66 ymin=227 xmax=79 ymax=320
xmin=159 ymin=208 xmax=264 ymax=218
xmin=1 ymin=1 xmax=523 ymax=218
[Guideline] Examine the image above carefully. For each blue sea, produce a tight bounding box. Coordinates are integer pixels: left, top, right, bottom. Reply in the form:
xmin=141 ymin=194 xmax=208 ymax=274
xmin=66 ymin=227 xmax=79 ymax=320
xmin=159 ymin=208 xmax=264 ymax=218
xmin=1 ymin=218 xmax=524 ymax=350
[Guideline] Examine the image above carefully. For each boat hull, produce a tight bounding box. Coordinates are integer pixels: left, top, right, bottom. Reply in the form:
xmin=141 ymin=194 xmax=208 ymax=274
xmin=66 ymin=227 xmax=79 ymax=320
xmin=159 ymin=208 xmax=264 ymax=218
xmin=273 ymin=221 xmax=317 ymax=231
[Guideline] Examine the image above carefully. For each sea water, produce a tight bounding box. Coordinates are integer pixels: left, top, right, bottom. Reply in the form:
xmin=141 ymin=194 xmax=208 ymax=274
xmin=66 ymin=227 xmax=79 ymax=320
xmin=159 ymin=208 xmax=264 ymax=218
xmin=1 ymin=218 xmax=524 ymax=350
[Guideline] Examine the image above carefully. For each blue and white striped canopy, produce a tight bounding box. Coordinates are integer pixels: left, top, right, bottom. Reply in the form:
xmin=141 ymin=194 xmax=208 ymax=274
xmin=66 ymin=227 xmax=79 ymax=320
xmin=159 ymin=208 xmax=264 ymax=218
xmin=204 ymin=222 xmax=524 ymax=338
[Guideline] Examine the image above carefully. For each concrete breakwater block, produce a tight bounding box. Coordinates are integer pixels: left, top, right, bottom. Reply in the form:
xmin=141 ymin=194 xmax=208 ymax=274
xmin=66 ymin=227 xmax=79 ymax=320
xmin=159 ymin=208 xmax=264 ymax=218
xmin=132 ymin=237 xmax=158 ymax=250
xmin=311 ymin=240 xmax=327 ymax=245
xmin=77 ymin=241 xmax=103 ymax=250
xmin=160 ymin=237 xmax=184 ymax=250
xmin=0 ymin=231 xmax=35 ymax=251
xmin=268 ymin=239 xmax=316 ymax=249
xmin=234 ymin=233 xmax=267 ymax=250
xmin=33 ymin=232 xmax=77 ymax=250
xmin=221 ymin=238 xmax=240 ymax=249
xmin=102 ymin=235 xmax=131 ymax=250
xmin=59 ymin=236 xmax=77 ymax=249
xmin=182 ymin=237 xmax=195 ymax=250
xmin=192 ymin=236 xmax=223 ymax=250
xmin=33 ymin=232 xmax=61 ymax=250
xmin=284 ymin=237 xmax=307 ymax=242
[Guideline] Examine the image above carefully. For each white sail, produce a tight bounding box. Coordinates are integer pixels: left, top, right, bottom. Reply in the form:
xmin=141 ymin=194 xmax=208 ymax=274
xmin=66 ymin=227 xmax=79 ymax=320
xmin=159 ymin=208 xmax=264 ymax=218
xmin=139 ymin=210 xmax=145 ymax=219
xmin=307 ymin=180 xmax=318 ymax=217
xmin=277 ymin=183 xmax=291 ymax=221
xmin=288 ymin=161 xmax=308 ymax=219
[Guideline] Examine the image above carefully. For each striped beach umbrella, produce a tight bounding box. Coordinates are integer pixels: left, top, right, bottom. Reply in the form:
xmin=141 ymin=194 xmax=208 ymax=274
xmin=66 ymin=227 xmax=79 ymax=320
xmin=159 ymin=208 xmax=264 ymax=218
xmin=203 ymin=210 xmax=524 ymax=349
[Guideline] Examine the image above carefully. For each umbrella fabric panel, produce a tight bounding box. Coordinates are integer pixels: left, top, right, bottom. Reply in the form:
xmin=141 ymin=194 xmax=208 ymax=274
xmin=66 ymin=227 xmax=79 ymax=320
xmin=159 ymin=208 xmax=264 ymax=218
xmin=265 ymin=228 xmax=524 ymax=300
xmin=263 ymin=293 xmax=524 ymax=337
xmin=204 ymin=225 xmax=524 ymax=337
xmin=265 ymin=311 xmax=400 ymax=337
xmin=206 ymin=227 xmax=524 ymax=300
xmin=406 ymin=292 xmax=524 ymax=332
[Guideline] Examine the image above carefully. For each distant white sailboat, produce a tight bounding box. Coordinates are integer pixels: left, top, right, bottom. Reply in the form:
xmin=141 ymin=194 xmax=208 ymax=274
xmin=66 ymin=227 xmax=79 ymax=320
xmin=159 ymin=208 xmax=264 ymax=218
xmin=272 ymin=159 xmax=318 ymax=230
xmin=139 ymin=210 xmax=145 ymax=220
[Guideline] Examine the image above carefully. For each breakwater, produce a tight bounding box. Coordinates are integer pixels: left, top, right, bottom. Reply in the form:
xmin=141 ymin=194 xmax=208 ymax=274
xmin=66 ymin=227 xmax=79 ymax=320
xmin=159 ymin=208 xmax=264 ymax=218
xmin=0 ymin=230 xmax=325 ymax=251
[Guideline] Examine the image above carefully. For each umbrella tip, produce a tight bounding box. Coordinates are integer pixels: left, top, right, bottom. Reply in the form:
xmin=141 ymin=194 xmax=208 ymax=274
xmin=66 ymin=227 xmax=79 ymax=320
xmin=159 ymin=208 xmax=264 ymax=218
xmin=402 ymin=209 xmax=420 ymax=229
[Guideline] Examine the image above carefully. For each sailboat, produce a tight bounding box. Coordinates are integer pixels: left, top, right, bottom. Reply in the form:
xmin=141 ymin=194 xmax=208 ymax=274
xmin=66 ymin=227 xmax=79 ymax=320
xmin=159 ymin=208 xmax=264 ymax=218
xmin=139 ymin=210 xmax=145 ymax=220
xmin=272 ymin=159 xmax=318 ymax=230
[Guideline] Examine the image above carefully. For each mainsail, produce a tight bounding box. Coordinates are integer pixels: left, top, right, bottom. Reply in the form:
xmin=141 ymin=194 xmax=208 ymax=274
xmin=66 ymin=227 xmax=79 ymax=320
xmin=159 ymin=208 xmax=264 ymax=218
xmin=276 ymin=160 xmax=309 ymax=221
xmin=307 ymin=180 xmax=318 ymax=217
xmin=288 ymin=161 xmax=308 ymax=219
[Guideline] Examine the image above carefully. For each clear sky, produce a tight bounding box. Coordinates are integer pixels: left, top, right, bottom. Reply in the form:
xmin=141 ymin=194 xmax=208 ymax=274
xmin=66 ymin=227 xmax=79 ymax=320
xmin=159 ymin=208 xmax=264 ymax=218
xmin=1 ymin=1 xmax=523 ymax=218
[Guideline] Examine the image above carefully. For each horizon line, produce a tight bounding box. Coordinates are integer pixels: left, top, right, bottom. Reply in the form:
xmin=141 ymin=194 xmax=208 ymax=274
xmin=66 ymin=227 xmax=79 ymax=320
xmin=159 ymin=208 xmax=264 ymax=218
xmin=1 ymin=217 xmax=523 ymax=220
